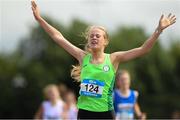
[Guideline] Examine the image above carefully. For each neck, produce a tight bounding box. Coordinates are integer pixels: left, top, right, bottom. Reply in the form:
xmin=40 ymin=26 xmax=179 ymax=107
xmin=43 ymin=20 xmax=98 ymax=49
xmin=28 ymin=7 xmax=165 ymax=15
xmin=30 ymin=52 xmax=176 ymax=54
xmin=67 ymin=102 xmax=74 ymax=107
xmin=50 ymin=99 xmax=59 ymax=106
xmin=91 ymin=49 xmax=105 ymax=61
xmin=120 ymin=88 xmax=129 ymax=95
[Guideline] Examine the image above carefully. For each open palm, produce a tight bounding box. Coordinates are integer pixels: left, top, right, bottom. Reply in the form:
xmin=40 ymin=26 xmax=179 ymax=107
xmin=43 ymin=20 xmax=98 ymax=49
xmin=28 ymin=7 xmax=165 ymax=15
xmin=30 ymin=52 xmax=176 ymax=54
xmin=31 ymin=0 xmax=41 ymax=20
xmin=159 ymin=13 xmax=176 ymax=31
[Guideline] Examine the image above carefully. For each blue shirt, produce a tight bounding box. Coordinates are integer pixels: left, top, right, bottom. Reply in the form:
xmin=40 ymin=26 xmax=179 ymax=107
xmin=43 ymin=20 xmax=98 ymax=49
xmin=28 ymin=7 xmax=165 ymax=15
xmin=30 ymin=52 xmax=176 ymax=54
xmin=113 ymin=89 xmax=137 ymax=119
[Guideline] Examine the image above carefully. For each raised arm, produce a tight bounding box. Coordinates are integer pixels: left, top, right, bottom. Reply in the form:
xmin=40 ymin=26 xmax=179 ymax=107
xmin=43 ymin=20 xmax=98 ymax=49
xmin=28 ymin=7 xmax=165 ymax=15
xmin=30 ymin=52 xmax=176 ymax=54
xmin=31 ymin=0 xmax=85 ymax=64
xmin=111 ymin=14 xmax=176 ymax=68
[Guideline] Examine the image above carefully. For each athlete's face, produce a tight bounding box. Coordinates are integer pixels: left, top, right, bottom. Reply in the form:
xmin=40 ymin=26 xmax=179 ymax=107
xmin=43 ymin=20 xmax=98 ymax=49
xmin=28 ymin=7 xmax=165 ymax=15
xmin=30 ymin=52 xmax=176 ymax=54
xmin=47 ymin=87 xmax=60 ymax=101
xmin=118 ymin=73 xmax=131 ymax=90
xmin=87 ymin=28 xmax=108 ymax=51
xmin=65 ymin=92 xmax=76 ymax=104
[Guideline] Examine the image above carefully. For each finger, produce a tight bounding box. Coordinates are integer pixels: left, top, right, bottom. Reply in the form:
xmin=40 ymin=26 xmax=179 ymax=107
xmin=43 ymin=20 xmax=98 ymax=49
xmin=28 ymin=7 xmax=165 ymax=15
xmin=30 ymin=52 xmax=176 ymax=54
xmin=160 ymin=14 xmax=164 ymax=21
xmin=167 ymin=13 xmax=172 ymax=18
xmin=31 ymin=0 xmax=34 ymax=6
xmin=31 ymin=6 xmax=35 ymax=11
xmin=170 ymin=20 xmax=176 ymax=25
xmin=31 ymin=1 xmax=35 ymax=8
xmin=31 ymin=0 xmax=37 ymax=8
xmin=31 ymin=0 xmax=36 ymax=4
xmin=170 ymin=15 xmax=176 ymax=21
xmin=33 ymin=1 xmax=37 ymax=8
xmin=171 ymin=17 xmax=176 ymax=22
xmin=170 ymin=18 xmax=176 ymax=24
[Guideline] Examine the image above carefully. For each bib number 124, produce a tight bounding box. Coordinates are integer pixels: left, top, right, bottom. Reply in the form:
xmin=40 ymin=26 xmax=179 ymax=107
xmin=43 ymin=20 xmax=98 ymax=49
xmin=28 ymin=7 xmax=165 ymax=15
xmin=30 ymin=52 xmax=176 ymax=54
xmin=85 ymin=84 xmax=99 ymax=93
xmin=80 ymin=79 xmax=104 ymax=98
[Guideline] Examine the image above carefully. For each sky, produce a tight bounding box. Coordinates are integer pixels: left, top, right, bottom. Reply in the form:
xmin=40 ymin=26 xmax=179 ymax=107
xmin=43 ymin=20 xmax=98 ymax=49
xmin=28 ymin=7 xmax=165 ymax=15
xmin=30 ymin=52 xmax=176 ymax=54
xmin=0 ymin=0 xmax=180 ymax=53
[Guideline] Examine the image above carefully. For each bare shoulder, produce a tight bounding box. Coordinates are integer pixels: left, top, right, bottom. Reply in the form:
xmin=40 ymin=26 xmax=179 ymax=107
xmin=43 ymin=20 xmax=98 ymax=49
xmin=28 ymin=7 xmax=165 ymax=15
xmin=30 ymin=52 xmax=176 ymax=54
xmin=110 ymin=52 xmax=116 ymax=62
xmin=110 ymin=52 xmax=124 ymax=70
xmin=110 ymin=51 xmax=124 ymax=62
xmin=78 ymin=51 xmax=87 ymax=65
xmin=134 ymin=90 xmax=139 ymax=98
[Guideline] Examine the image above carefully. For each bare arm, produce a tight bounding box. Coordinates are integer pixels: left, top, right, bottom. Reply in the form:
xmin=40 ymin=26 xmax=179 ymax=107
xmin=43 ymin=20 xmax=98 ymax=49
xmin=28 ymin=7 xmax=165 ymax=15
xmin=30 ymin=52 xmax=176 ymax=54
xmin=61 ymin=103 xmax=69 ymax=120
xmin=134 ymin=103 xmax=142 ymax=116
xmin=34 ymin=105 xmax=43 ymax=119
xmin=31 ymin=0 xmax=85 ymax=64
xmin=111 ymin=14 xmax=176 ymax=68
xmin=133 ymin=91 xmax=146 ymax=120
xmin=134 ymin=103 xmax=146 ymax=120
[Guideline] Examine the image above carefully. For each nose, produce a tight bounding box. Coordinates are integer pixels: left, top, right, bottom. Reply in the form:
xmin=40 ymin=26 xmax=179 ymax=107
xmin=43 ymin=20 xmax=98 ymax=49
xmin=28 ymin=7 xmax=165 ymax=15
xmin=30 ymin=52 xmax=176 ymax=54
xmin=92 ymin=35 xmax=97 ymax=39
xmin=91 ymin=34 xmax=97 ymax=39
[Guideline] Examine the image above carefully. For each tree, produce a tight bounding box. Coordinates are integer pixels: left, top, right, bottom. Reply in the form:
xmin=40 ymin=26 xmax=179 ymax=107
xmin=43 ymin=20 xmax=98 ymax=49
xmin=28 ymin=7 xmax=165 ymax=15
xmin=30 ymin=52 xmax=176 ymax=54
xmin=0 ymin=17 xmax=179 ymax=118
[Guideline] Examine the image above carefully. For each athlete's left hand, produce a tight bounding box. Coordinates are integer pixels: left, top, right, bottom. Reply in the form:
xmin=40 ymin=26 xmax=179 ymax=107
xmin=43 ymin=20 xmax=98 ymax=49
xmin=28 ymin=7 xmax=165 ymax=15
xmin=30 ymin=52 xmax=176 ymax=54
xmin=158 ymin=13 xmax=176 ymax=32
xmin=137 ymin=112 xmax=146 ymax=120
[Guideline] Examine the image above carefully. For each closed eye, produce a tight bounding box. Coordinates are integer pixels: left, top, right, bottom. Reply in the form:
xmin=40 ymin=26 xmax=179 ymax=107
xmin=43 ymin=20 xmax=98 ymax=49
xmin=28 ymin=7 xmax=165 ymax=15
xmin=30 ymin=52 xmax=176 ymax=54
xmin=90 ymin=34 xmax=101 ymax=38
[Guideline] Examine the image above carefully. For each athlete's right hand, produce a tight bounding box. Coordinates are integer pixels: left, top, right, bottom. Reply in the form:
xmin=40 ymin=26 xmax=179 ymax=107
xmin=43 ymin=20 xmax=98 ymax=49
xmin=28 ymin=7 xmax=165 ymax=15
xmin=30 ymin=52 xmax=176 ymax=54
xmin=31 ymin=0 xmax=41 ymax=21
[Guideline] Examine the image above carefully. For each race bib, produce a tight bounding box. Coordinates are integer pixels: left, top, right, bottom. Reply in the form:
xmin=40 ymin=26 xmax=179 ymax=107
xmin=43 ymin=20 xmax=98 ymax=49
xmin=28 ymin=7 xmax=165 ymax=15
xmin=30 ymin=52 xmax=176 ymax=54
xmin=117 ymin=103 xmax=134 ymax=119
xmin=80 ymin=79 xmax=105 ymax=98
xmin=116 ymin=112 xmax=134 ymax=120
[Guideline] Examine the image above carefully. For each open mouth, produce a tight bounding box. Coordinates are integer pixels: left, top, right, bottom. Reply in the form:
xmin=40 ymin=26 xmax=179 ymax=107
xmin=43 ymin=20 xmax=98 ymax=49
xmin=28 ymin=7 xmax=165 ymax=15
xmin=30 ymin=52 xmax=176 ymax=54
xmin=91 ymin=39 xmax=98 ymax=45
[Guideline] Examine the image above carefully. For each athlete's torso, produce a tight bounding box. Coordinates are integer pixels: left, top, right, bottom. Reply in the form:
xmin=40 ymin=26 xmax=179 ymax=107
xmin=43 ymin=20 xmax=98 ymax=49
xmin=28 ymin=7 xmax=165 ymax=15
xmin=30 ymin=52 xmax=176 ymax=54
xmin=77 ymin=53 xmax=116 ymax=112
xmin=42 ymin=100 xmax=64 ymax=120
xmin=113 ymin=89 xmax=137 ymax=120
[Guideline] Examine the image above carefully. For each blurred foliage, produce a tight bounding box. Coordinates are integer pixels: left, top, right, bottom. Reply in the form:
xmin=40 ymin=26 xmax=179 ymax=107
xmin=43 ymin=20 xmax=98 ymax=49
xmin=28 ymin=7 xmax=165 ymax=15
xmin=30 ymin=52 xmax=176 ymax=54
xmin=0 ymin=17 xmax=180 ymax=118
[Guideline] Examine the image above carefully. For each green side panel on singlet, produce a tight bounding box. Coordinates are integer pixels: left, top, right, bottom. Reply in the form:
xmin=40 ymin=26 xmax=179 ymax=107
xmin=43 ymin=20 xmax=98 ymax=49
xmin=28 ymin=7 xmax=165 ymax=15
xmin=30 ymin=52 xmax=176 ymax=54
xmin=77 ymin=53 xmax=116 ymax=112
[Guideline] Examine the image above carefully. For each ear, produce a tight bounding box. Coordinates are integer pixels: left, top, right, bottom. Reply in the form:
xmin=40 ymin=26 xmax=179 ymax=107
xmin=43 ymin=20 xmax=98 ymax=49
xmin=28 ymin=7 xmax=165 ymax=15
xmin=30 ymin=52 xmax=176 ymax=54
xmin=104 ymin=39 xmax=109 ymax=46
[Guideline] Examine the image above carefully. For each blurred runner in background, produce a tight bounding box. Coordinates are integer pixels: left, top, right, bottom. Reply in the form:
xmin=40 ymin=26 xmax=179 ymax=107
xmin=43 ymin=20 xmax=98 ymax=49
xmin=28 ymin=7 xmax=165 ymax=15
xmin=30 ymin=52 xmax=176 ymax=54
xmin=114 ymin=70 xmax=146 ymax=120
xmin=63 ymin=90 xmax=78 ymax=120
xmin=34 ymin=84 xmax=66 ymax=120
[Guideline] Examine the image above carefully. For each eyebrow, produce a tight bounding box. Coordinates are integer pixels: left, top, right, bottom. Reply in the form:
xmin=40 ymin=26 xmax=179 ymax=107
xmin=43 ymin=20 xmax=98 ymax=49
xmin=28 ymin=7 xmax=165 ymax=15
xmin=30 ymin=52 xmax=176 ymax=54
xmin=90 ymin=33 xmax=101 ymax=35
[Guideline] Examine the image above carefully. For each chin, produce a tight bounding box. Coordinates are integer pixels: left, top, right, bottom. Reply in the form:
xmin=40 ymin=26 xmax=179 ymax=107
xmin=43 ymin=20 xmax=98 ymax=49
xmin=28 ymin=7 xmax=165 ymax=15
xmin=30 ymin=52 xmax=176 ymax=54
xmin=90 ymin=46 xmax=101 ymax=51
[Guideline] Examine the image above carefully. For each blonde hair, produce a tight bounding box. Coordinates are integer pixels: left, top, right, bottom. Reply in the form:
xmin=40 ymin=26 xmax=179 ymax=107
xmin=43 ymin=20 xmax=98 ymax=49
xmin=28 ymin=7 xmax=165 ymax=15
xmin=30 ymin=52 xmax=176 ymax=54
xmin=115 ymin=69 xmax=131 ymax=88
xmin=71 ymin=26 xmax=109 ymax=82
xmin=84 ymin=26 xmax=109 ymax=43
xmin=43 ymin=84 xmax=60 ymax=100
